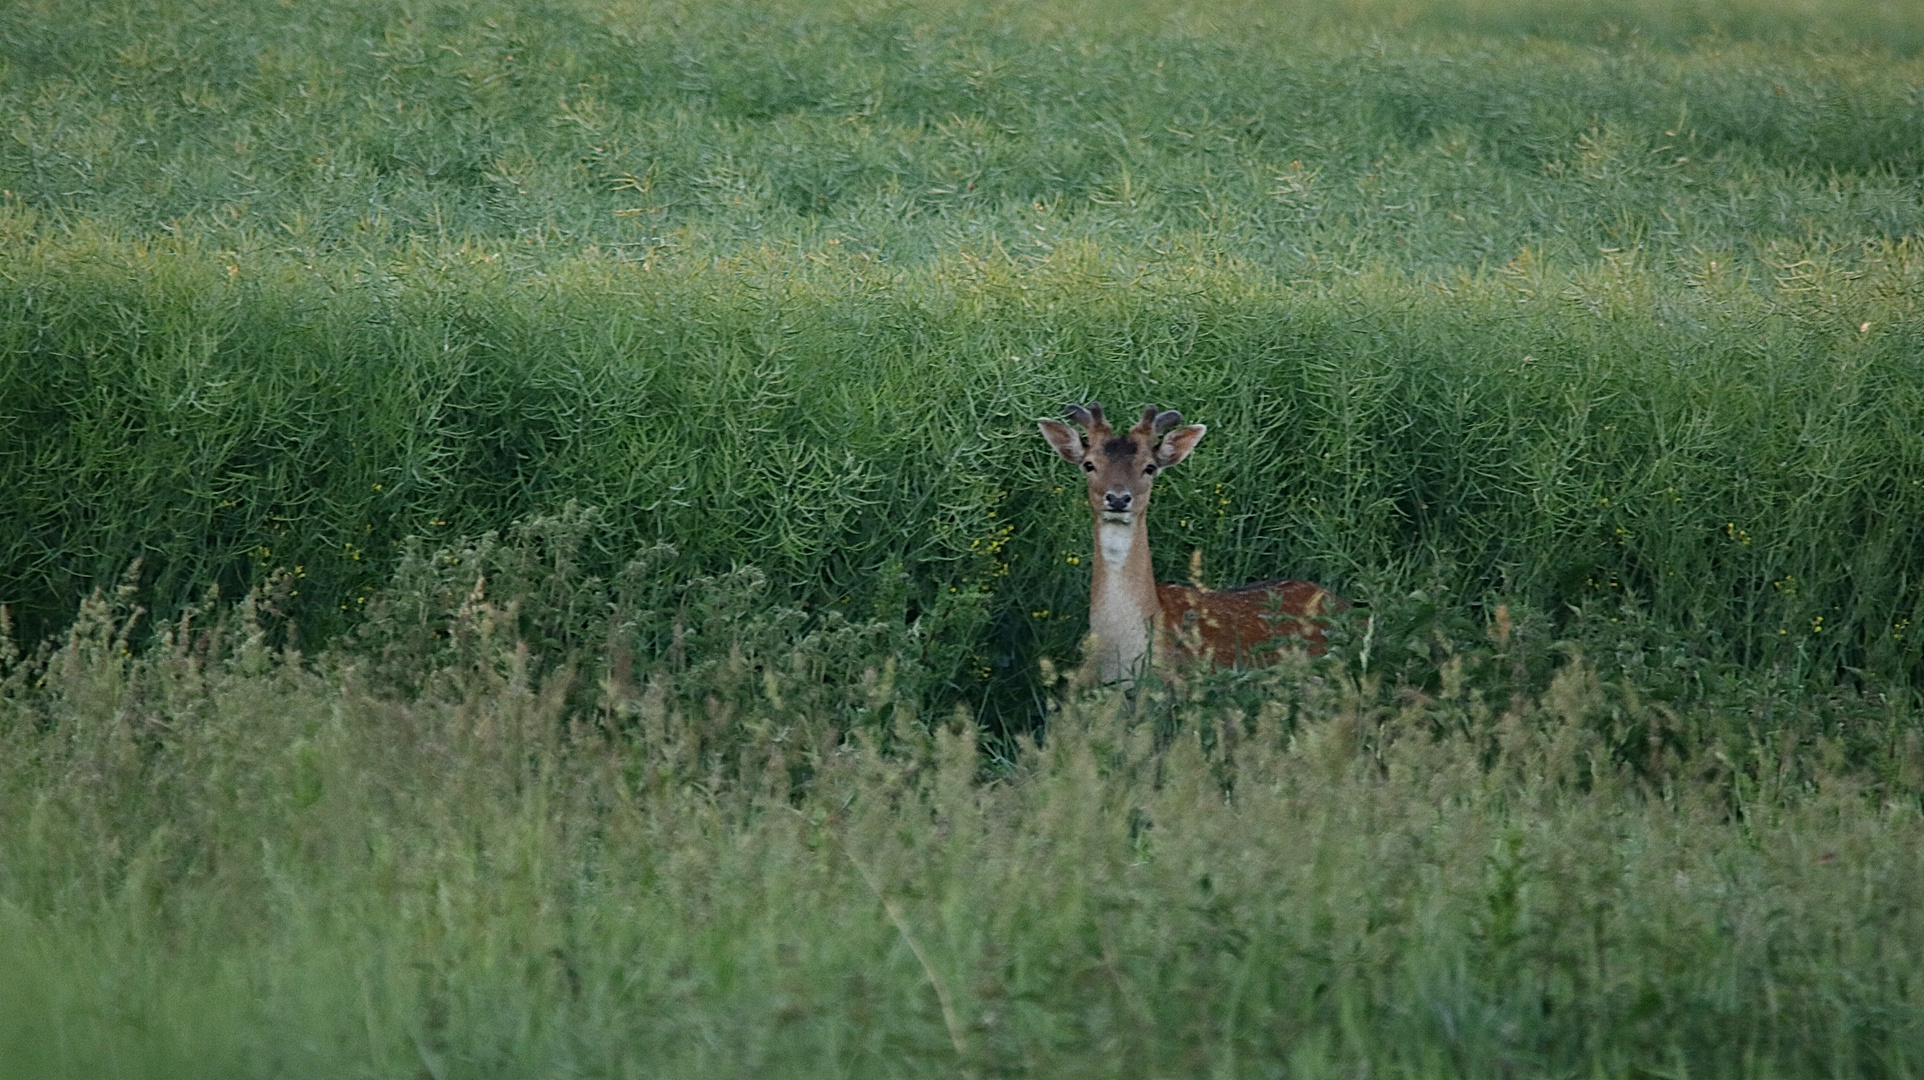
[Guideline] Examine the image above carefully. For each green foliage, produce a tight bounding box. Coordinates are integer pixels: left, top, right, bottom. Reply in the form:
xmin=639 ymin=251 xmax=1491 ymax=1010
xmin=349 ymin=502 xmax=958 ymax=747
xmin=5 ymin=0 xmax=1923 ymax=729
xmin=3 ymin=0 xmax=1924 ymax=1063
xmin=4 ymin=227 xmax=1922 ymax=728
xmin=5 ymin=0 xmax=1924 ymax=724
xmin=3 ymin=559 xmax=1922 ymax=1077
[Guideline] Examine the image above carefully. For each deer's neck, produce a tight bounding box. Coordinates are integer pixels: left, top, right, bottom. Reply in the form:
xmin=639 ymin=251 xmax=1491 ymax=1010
xmin=1087 ymin=515 xmax=1160 ymax=685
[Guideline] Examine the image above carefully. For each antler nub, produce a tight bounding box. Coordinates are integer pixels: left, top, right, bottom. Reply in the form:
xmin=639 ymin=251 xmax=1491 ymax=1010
xmin=1129 ymin=406 xmax=1184 ymax=437
xmin=1066 ymin=402 xmax=1108 ymax=432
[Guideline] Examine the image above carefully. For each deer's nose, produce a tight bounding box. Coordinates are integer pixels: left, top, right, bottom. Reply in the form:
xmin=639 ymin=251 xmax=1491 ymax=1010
xmin=1104 ymin=489 xmax=1133 ymax=512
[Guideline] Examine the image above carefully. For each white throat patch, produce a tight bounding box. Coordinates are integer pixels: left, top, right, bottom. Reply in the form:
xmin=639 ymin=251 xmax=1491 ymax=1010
xmin=1098 ymin=522 xmax=1135 ymax=566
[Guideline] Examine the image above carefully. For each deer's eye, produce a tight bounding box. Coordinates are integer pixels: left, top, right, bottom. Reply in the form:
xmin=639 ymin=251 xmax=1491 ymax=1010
xmin=1143 ymin=464 xmax=1158 ymax=476
xmin=1082 ymin=461 xmax=1096 ymax=473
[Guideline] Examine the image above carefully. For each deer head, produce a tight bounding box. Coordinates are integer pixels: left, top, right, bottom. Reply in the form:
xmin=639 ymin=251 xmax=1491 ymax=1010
xmin=1037 ymin=403 xmax=1207 ymax=526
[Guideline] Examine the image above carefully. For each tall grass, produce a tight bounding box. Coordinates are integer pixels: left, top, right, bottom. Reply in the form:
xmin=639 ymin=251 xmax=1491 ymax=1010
xmin=5 ymin=0 xmax=1923 ymax=724
xmin=2 ymin=545 xmax=1921 ymax=1078
xmin=3 ymin=2 xmax=1924 ymax=1064
xmin=4 ymin=217 xmax=1921 ymax=726
xmin=5 ymin=0 xmax=1924 ymax=253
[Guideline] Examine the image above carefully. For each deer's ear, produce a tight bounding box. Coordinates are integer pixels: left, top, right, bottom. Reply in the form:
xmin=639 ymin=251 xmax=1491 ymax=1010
xmin=1155 ymin=424 xmax=1206 ymax=468
xmin=1037 ymin=419 xmax=1086 ymax=464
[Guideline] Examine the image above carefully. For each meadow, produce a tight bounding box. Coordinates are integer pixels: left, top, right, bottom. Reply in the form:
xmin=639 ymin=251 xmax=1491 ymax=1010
xmin=3 ymin=0 xmax=1924 ymax=1074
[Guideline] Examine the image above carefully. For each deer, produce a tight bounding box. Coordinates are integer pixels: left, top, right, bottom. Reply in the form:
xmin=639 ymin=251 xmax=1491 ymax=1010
xmin=1038 ymin=402 xmax=1344 ymax=685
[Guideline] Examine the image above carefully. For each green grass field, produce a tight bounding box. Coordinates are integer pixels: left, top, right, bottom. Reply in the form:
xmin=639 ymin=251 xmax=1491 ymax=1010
xmin=4 ymin=0 xmax=1924 ymax=1074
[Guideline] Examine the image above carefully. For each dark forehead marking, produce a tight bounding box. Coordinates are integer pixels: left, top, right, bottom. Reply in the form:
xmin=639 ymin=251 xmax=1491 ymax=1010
xmin=1102 ymin=436 xmax=1137 ymax=458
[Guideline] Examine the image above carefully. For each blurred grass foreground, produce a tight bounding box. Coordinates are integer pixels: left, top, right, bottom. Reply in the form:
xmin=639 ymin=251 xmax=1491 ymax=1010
xmin=3 ymin=0 xmax=1924 ymax=1073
